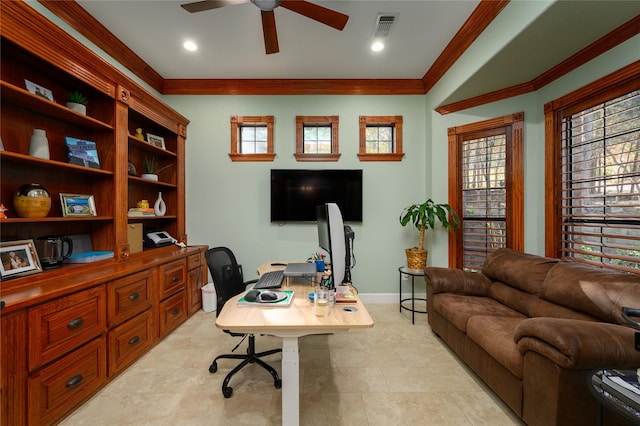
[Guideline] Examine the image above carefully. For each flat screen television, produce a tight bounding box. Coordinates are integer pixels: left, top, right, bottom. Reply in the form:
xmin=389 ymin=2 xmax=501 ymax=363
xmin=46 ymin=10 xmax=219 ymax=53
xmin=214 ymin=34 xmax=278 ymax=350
xmin=270 ymin=169 xmax=363 ymax=222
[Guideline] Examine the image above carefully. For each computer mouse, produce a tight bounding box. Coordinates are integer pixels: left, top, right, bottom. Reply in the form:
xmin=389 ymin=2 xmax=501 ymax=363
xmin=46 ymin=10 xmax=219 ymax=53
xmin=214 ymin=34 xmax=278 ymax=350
xmin=245 ymin=289 xmax=260 ymax=302
xmin=260 ymin=291 xmax=278 ymax=301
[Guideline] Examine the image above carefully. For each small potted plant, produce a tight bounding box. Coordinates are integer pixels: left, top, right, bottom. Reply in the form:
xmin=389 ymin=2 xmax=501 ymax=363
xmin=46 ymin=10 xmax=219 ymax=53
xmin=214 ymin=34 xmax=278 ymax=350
xmin=66 ymin=90 xmax=88 ymax=115
xmin=399 ymin=199 xmax=460 ymax=270
xmin=141 ymin=156 xmax=172 ymax=181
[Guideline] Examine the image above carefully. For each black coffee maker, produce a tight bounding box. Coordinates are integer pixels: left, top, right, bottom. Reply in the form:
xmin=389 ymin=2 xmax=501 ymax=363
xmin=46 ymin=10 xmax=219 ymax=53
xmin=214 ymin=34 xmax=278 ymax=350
xmin=36 ymin=235 xmax=73 ymax=269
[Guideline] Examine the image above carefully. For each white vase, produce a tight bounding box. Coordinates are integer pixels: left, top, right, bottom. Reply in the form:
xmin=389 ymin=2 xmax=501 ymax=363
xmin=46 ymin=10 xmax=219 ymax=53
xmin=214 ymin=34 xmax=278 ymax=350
xmin=141 ymin=174 xmax=158 ymax=181
xmin=154 ymin=191 xmax=166 ymax=216
xmin=29 ymin=129 xmax=49 ymax=159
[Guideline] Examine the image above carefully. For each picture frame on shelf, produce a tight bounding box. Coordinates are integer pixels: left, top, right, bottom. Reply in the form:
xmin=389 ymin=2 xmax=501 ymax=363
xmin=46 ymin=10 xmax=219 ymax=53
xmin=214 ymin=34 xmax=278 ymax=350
xmin=147 ymin=133 xmax=165 ymax=149
xmin=60 ymin=193 xmax=97 ymax=217
xmin=0 ymin=239 xmax=42 ymax=279
xmin=24 ymin=79 xmax=54 ymax=102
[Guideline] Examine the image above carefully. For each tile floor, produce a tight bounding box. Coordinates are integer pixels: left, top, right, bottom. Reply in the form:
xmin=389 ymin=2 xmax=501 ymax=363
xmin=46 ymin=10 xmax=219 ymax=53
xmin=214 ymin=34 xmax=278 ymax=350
xmin=61 ymin=304 xmax=523 ymax=425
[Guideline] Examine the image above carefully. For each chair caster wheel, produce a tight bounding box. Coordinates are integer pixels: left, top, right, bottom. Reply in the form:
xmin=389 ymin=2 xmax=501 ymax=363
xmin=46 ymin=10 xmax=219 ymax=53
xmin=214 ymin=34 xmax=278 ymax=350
xmin=274 ymin=379 xmax=282 ymax=389
xmin=223 ymin=387 xmax=233 ymax=398
xmin=209 ymin=362 xmax=217 ymax=373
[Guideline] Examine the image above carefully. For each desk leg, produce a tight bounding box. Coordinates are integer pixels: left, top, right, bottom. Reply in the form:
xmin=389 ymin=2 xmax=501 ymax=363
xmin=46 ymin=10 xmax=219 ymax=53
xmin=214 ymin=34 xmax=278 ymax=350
xmin=281 ymin=337 xmax=300 ymax=426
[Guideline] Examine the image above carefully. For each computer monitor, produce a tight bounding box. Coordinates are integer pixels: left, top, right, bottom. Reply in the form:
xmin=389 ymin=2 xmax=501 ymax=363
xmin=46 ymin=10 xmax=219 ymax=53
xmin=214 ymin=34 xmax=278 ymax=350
xmin=316 ymin=203 xmax=345 ymax=286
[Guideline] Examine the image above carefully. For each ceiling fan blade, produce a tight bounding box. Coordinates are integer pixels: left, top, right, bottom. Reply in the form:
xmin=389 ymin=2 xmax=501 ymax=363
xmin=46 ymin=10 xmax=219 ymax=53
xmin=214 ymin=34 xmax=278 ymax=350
xmin=180 ymin=0 xmax=248 ymax=13
xmin=280 ymin=0 xmax=348 ymax=31
xmin=261 ymin=10 xmax=280 ymax=54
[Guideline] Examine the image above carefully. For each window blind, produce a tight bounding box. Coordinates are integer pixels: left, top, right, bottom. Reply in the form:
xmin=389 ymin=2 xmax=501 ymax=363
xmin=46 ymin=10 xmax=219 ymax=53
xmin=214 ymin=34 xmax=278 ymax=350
xmin=560 ymin=89 xmax=640 ymax=272
xmin=462 ymin=134 xmax=507 ymax=271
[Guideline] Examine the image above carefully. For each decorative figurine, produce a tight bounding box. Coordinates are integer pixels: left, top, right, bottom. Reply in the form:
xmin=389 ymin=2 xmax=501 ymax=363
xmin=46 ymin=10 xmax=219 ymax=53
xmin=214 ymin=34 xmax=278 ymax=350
xmin=0 ymin=204 xmax=8 ymax=219
xmin=134 ymin=128 xmax=144 ymax=140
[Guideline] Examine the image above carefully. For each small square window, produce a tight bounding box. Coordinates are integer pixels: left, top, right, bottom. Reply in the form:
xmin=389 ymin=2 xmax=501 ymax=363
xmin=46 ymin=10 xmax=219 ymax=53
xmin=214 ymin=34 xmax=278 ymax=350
xmin=358 ymin=116 xmax=404 ymax=161
xmin=295 ymin=116 xmax=340 ymax=162
xmin=229 ymin=116 xmax=275 ymax=162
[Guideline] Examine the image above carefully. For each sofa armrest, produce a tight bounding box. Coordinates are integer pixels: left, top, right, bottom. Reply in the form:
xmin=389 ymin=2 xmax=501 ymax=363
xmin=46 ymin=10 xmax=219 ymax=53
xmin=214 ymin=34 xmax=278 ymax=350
xmin=424 ymin=267 xmax=491 ymax=296
xmin=515 ymin=317 xmax=640 ymax=369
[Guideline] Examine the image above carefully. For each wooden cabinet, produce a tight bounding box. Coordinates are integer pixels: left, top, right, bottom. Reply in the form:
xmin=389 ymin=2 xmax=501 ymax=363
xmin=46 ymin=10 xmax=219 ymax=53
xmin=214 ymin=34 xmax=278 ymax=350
xmin=0 ymin=2 xmax=188 ymax=272
xmin=188 ymin=252 xmax=206 ymax=315
xmin=0 ymin=5 xmax=207 ymax=425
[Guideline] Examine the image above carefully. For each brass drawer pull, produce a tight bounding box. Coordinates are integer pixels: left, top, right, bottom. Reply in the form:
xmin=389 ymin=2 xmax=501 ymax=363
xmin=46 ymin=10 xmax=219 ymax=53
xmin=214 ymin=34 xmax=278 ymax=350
xmin=66 ymin=374 xmax=84 ymax=389
xmin=128 ymin=292 xmax=140 ymax=301
xmin=67 ymin=317 xmax=84 ymax=329
xmin=172 ymin=308 xmax=180 ymax=316
xmin=129 ymin=336 xmax=140 ymax=345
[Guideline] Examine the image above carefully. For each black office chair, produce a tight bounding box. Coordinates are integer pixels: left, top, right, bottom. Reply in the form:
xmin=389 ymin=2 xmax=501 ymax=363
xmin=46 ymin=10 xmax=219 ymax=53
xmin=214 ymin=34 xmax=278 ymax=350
xmin=204 ymin=246 xmax=282 ymax=398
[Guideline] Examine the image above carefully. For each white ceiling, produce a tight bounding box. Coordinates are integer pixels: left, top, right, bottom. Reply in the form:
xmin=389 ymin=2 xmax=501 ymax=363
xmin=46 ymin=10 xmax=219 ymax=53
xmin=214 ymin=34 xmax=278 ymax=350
xmin=75 ymin=0 xmax=480 ymax=79
xmin=72 ymin=0 xmax=639 ymax=103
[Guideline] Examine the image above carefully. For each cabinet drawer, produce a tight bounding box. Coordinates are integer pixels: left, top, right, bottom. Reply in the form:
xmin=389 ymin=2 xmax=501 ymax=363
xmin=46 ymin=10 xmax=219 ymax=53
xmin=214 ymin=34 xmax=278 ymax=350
xmin=107 ymin=270 xmax=152 ymax=327
xmin=28 ymin=336 xmax=106 ymax=426
xmin=159 ymin=290 xmax=187 ymax=337
xmin=159 ymin=260 xmax=186 ymax=299
xmin=187 ymin=253 xmax=203 ymax=270
xmin=108 ymin=309 xmax=153 ymax=377
xmin=29 ymin=286 xmax=106 ymax=371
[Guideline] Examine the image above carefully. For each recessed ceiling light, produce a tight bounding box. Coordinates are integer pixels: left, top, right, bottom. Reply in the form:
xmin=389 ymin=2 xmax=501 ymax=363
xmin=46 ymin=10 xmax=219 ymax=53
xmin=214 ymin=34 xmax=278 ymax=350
xmin=371 ymin=41 xmax=384 ymax=52
xmin=183 ymin=40 xmax=198 ymax=52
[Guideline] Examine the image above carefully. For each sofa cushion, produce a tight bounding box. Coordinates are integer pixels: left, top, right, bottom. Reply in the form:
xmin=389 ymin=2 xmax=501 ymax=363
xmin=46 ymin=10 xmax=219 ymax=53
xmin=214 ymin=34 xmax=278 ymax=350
xmin=488 ymin=282 xmax=540 ymax=316
xmin=467 ymin=315 xmax=525 ymax=378
xmin=482 ymin=248 xmax=559 ymax=295
xmin=539 ymin=261 xmax=640 ymax=324
xmin=528 ymin=298 xmax=598 ymax=321
xmin=433 ymin=293 xmax=525 ymax=332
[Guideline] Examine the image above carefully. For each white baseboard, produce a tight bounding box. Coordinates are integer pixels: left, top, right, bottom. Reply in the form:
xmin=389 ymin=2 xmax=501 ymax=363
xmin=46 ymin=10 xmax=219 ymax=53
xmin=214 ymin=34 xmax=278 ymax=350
xmin=358 ymin=293 xmax=427 ymax=304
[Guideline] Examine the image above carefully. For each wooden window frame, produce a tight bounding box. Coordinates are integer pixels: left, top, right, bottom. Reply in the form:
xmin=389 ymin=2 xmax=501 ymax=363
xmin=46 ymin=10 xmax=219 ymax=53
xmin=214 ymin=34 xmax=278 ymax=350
xmin=229 ymin=115 xmax=275 ymax=162
xmin=448 ymin=112 xmax=524 ymax=269
xmin=358 ymin=115 xmax=404 ymax=161
xmin=295 ymin=115 xmax=340 ymax=162
xmin=544 ymin=62 xmax=640 ymax=272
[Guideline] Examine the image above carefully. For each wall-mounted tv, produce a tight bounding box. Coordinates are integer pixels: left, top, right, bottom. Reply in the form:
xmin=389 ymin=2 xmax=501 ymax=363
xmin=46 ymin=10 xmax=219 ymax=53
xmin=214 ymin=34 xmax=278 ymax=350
xmin=270 ymin=169 xmax=363 ymax=222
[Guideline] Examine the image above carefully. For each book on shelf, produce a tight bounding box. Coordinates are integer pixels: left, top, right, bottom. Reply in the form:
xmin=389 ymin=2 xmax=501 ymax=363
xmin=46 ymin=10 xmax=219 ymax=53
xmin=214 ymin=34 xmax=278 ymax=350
xmin=128 ymin=207 xmax=155 ymax=217
xmin=65 ymin=137 xmax=100 ymax=169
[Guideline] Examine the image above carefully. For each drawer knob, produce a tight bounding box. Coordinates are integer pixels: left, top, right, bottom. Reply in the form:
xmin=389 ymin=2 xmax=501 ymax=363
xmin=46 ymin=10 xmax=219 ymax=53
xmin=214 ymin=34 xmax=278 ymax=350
xmin=172 ymin=275 xmax=178 ymax=282
xmin=66 ymin=374 xmax=84 ymax=389
xmin=129 ymin=292 xmax=140 ymax=301
xmin=67 ymin=317 xmax=84 ymax=329
xmin=129 ymin=335 xmax=140 ymax=345
xmin=172 ymin=308 xmax=180 ymax=316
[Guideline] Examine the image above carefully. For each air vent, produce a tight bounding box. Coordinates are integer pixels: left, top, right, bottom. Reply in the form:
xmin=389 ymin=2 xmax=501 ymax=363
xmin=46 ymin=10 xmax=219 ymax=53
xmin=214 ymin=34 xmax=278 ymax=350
xmin=373 ymin=14 xmax=397 ymax=38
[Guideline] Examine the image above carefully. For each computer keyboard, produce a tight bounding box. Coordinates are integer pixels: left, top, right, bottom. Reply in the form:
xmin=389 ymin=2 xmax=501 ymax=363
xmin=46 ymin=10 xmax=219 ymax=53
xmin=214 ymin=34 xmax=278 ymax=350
xmin=253 ymin=270 xmax=284 ymax=289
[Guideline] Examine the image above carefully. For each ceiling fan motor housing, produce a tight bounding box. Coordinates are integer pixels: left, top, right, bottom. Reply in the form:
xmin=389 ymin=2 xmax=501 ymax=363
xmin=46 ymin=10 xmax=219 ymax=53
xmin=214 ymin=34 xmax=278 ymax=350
xmin=251 ymin=0 xmax=281 ymax=11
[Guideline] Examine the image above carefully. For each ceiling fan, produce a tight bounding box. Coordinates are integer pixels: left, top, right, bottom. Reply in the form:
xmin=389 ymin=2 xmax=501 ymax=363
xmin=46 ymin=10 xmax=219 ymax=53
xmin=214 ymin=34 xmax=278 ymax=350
xmin=180 ymin=0 xmax=349 ymax=54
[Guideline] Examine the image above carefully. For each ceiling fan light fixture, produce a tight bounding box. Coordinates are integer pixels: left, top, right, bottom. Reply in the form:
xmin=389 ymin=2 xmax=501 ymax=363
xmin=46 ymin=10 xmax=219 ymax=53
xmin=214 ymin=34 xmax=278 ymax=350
xmin=251 ymin=0 xmax=281 ymax=11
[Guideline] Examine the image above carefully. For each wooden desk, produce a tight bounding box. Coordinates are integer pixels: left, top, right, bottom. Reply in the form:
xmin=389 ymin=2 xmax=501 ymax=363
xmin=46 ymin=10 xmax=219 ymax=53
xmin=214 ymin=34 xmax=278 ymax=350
xmin=216 ymin=262 xmax=374 ymax=426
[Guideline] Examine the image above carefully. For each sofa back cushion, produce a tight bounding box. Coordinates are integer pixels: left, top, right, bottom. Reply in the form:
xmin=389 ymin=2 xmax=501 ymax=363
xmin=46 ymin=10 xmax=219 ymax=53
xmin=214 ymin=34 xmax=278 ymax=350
xmin=482 ymin=248 xmax=559 ymax=295
xmin=539 ymin=261 xmax=640 ymax=324
xmin=489 ymin=282 xmax=539 ymax=316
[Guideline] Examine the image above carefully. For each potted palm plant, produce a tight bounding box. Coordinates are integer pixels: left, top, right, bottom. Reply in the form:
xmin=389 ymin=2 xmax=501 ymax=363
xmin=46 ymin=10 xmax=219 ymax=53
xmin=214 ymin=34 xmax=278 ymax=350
xmin=399 ymin=199 xmax=460 ymax=270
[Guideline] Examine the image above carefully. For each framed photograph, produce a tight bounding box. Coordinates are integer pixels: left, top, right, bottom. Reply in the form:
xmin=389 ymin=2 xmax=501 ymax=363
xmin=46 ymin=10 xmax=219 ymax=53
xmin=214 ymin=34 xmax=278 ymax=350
xmin=24 ymin=79 xmax=54 ymax=102
xmin=146 ymin=133 xmax=165 ymax=149
xmin=60 ymin=193 xmax=97 ymax=217
xmin=0 ymin=239 xmax=42 ymax=279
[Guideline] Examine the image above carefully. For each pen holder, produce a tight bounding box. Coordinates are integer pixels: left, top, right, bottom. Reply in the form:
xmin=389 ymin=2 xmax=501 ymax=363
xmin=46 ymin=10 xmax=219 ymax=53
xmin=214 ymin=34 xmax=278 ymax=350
xmin=315 ymin=260 xmax=325 ymax=272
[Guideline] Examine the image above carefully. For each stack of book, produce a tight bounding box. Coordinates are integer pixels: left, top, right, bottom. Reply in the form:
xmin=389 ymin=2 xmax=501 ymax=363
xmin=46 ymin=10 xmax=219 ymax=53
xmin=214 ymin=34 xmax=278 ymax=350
xmin=601 ymin=369 xmax=640 ymax=412
xmin=127 ymin=207 xmax=155 ymax=217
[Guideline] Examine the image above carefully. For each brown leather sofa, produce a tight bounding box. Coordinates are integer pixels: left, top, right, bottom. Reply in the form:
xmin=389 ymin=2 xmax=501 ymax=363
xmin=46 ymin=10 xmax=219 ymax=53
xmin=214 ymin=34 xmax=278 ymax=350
xmin=425 ymin=248 xmax=640 ymax=426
